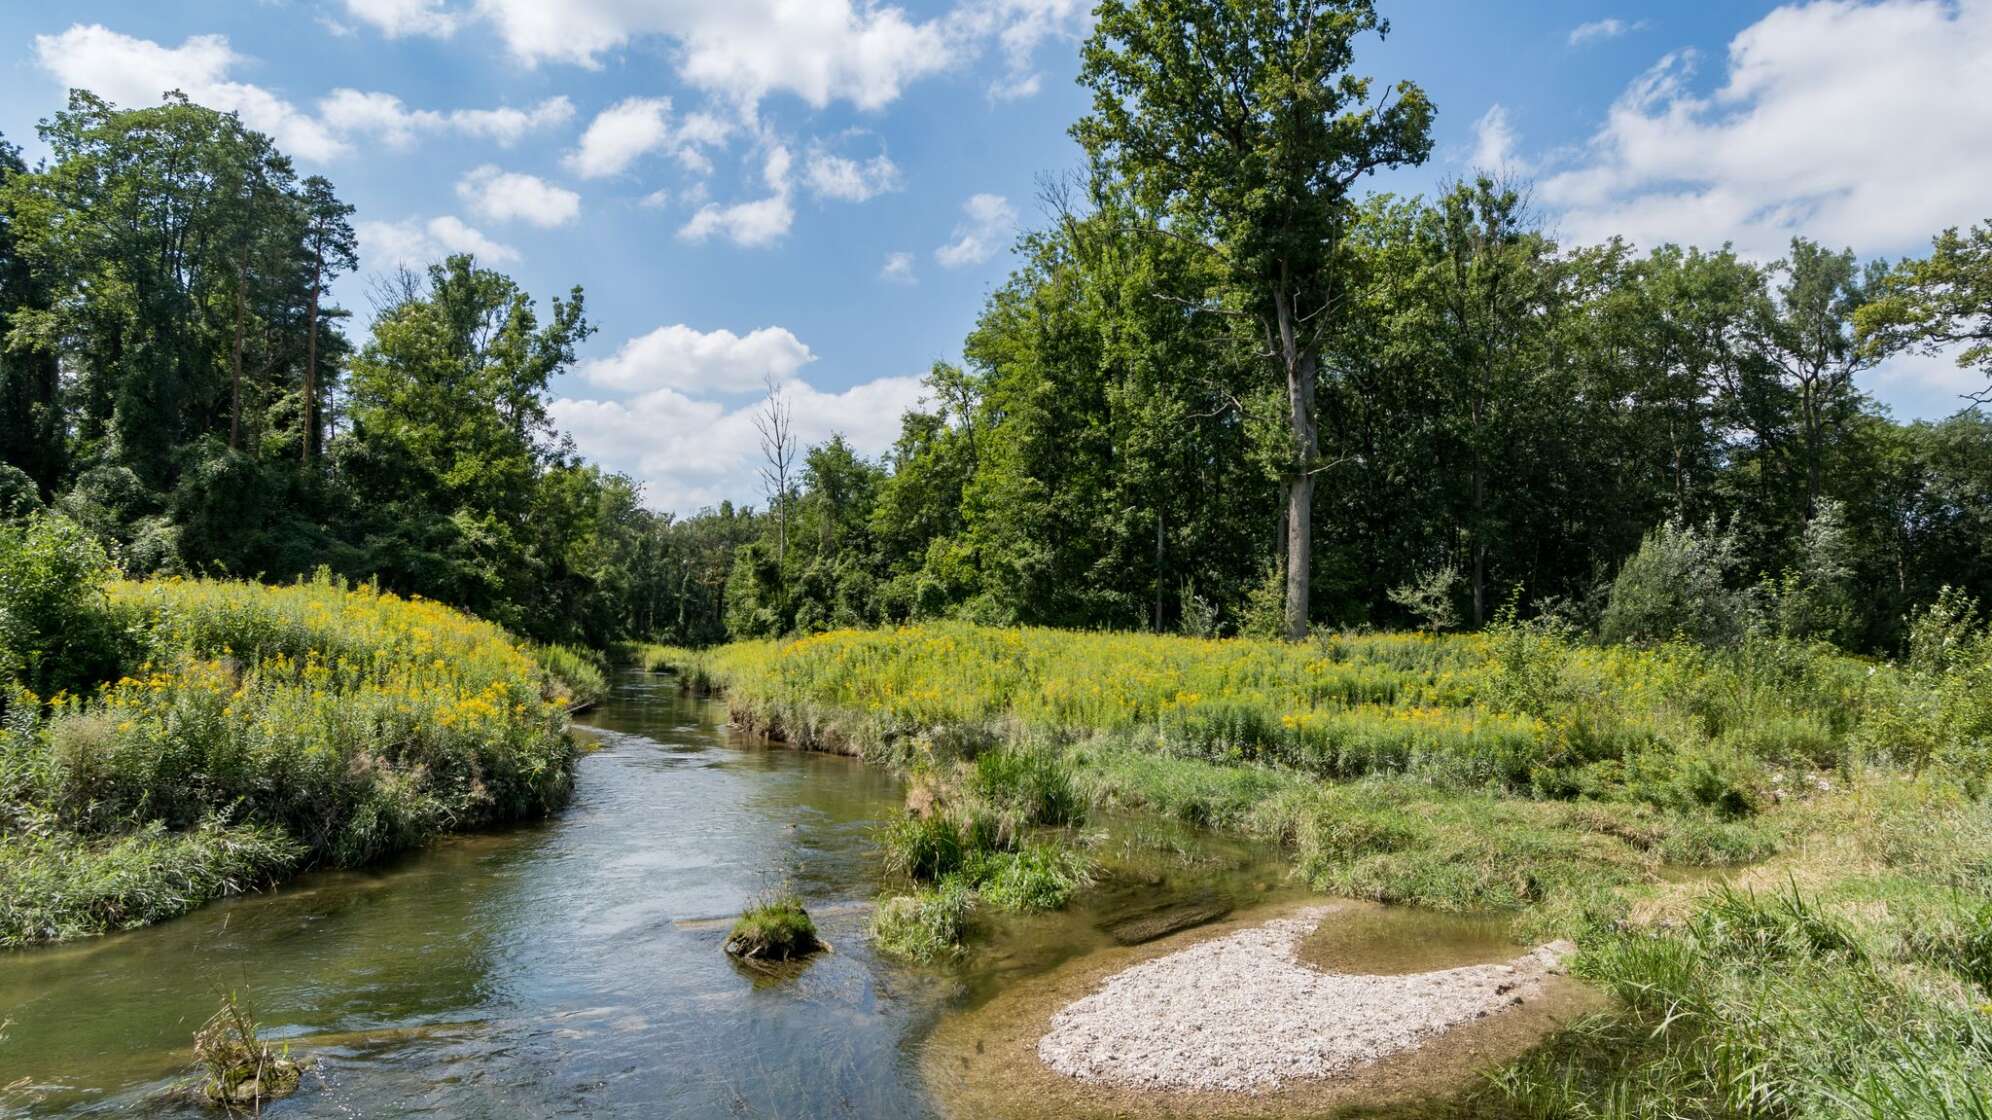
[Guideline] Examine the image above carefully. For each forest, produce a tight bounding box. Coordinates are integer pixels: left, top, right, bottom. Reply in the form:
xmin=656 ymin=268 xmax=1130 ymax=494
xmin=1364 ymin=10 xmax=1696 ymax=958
xmin=3 ymin=83 xmax=1990 ymax=658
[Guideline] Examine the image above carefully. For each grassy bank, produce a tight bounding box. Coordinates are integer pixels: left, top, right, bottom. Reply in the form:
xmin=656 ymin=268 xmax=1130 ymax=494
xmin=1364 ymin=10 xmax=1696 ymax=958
xmin=659 ymin=620 xmax=1992 ymax=1115
xmin=1 ymin=560 xmax=583 ymax=945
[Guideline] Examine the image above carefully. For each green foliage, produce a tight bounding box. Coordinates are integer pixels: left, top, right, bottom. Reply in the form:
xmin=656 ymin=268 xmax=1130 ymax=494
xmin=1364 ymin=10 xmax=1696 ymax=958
xmin=869 ymin=879 xmax=974 ymax=962
xmin=0 ymin=818 xmax=302 ymax=946
xmin=0 ymin=513 xmax=124 ymax=697
xmin=532 ymin=643 xmax=609 ymax=710
xmin=0 ymin=572 xmax=576 ymax=943
xmin=1601 ymin=520 xmax=1759 ymax=648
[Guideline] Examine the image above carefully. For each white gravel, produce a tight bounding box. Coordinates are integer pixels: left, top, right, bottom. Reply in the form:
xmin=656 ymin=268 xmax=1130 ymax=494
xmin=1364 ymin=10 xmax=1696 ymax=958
xmin=1036 ymin=906 xmax=1575 ymax=1093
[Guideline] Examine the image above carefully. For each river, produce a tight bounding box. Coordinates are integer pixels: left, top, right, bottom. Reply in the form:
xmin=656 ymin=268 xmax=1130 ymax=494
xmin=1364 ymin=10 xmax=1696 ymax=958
xmin=0 ymin=670 xmax=1564 ymax=1119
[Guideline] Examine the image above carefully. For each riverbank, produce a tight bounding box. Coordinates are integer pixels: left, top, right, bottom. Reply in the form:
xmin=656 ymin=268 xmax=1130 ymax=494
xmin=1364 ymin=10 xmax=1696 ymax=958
xmin=657 ymin=622 xmax=1992 ymax=1116
xmin=0 ymin=565 xmax=586 ymax=945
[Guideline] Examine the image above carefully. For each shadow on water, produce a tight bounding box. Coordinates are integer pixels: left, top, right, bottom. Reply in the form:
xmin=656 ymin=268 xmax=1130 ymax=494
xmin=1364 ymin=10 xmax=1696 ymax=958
xmin=0 ymin=670 xmax=1597 ymax=1119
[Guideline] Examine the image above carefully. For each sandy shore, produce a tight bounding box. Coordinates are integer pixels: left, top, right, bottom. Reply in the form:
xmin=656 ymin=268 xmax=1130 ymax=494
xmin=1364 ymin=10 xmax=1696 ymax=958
xmin=1036 ymin=905 xmax=1575 ymax=1093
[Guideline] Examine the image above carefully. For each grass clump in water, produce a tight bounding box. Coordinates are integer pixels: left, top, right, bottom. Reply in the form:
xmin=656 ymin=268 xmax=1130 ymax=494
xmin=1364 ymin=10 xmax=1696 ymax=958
xmin=871 ymin=879 xmax=974 ymax=962
xmin=723 ymin=888 xmax=823 ymax=961
xmin=191 ymin=991 xmax=304 ymax=1110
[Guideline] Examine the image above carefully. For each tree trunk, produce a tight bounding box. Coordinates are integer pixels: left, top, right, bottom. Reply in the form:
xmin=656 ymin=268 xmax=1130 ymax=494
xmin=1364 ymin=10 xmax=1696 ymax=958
xmin=1276 ymin=289 xmax=1318 ymax=641
xmin=302 ymin=248 xmax=322 ymax=463
xmin=229 ymin=261 xmax=246 ymax=451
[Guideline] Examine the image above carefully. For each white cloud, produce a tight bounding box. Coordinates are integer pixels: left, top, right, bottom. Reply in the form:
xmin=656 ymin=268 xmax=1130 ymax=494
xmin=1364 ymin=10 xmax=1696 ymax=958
xmin=552 ymin=374 xmax=927 ymax=513
xmin=639 ymin=189 xmax=671 ymax=210
xmin=881 ymin=251 xmax=917 ymax=284
xmin=564 ymin=97 xmax=727 ymax=179
xmin=34 ymin=24 xmax=570 ymax=163
xmin=1468 ymin=104 xmax=1528 ymax=173
xmin=678 ymin=144 xmax=796 ymax=247
xmin=1568 ymin=18 xmax=1648 ymax=47
xmin=1540 ymin=0 xmax=1992 ymax=259
xmin=455 ymin=165 xmax=581 ymax=227
xmin=34 ymin=24 xmax=346 ymax=161
xmin=935 ymin=192 xmax=1017 ymax=268
xmin=356 ymin=215 xmax=521 ymax=269
xmin=343 ymin=0 xmax=460 ymax=38
xmin=579 ymin=324 xmax=816 ymax=393
xmin=318 ymin=90 xmax=573 ymax=148
xmin=803 ymin=147 xmax=904 ymax=202
xmin=368 ymin=0 xmax=1084 ymax=115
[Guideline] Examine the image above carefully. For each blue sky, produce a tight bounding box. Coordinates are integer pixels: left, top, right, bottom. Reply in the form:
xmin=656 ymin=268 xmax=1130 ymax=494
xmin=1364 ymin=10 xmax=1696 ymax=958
xmin=3 ymin=0 xmax=1988 ymax=513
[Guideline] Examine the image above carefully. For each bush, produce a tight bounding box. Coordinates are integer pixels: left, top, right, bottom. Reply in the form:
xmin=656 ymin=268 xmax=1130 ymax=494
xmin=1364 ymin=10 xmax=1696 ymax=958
xmin=1601 ymin=520 xmax=1758 ymax=648
xmin=0 ymin=513 xmax=126 ymax=698
xmin=968 ymin=745 xmax=1085 ymax=828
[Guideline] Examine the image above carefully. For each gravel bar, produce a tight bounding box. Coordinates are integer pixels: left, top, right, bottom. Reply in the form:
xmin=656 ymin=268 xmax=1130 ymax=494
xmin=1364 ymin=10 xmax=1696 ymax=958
xmin=1036 ymin=906 xmax=1576 ymax=1093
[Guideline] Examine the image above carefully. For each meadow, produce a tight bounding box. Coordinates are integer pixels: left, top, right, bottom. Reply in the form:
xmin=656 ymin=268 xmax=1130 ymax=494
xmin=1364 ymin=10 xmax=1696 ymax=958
xmin=659 ymin=618 xmax=1992 ymax=1117
xmin=0 ymin=557 xmax=585 ymax=945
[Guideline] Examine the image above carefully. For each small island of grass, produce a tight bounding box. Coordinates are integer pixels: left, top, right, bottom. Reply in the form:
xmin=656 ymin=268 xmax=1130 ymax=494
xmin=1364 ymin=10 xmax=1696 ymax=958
xmin=723 ymin=890 xmax=824 ymax=961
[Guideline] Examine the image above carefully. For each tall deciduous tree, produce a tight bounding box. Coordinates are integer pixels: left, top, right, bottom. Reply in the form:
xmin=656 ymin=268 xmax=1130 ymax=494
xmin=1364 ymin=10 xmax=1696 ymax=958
xmin=1859 ymin=219 xmax=1992 ymax=404
xmin=1075 ymin=0 xmax=1433 ymax=638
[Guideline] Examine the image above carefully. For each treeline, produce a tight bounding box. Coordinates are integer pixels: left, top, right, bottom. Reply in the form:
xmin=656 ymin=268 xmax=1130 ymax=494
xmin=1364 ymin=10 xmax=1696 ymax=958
xmin=6 ymin=54 xmax=1991 ymax=656
xmin=712 ymin=1 xmax=1992 ymax=654
xmin=0 ymin=92 xmax=736 ymax=648
xmin=714 ymin=192 xmax=1992 ymax=652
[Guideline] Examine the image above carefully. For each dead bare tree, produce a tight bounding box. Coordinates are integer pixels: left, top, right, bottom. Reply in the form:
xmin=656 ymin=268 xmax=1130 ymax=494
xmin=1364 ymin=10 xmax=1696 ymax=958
xmin=753 ymin=375 xmax=797 ymax=567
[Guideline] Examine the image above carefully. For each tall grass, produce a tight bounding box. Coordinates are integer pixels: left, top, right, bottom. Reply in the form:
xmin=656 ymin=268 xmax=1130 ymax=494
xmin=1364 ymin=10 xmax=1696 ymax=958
xmin=0 ymin=574 xmax=579 ymax=944
xmin=673 ymin=619 xmax=1992 ymax=1111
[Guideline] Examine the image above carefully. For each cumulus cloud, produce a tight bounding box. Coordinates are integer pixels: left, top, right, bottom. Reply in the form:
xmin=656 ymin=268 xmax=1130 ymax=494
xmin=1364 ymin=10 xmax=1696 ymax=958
xmin=34 ymin=24 xmax=345 ymax=160
xmin=1539 ymin=0 xmax=1992 ymax=260
xmin=552 ymin=374 xmax=928 ymax=513
xmin=1568 ymin=18 xmax=1649 ymax=47
xmin=577 ymin=325 xmax=817 ymax=393
xmin=342 ymin=0 xmax=460 ymax=38
xmin=881 ymin=251 xmax=917 ymax=284
xmin=342 ymin=0 xmax=1086 ymax=113
xmin=356 ymin=215 xmax=520 ymax=269
xmin=678 ymin=145 xmax=796 ymax=248
xmin=455 ymin=165 xmax=581 ymax=227
xmin=563 ymin=97 xmax=731 ymax=179
xmin=317 ymin=90 xmax=573 ymax=148
xmin=34 ymin=24 xmax=571 ymax=162
xmin=935 ymin=193 xmax=1017 ymax=268
xmin=804 ymin=147 xmax=904 ymax=202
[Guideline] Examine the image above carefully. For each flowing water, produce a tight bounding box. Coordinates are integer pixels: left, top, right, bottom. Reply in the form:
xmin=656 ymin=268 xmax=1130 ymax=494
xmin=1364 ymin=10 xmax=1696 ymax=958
xmin=0 ymin=671 xmax=1578 ymax=1118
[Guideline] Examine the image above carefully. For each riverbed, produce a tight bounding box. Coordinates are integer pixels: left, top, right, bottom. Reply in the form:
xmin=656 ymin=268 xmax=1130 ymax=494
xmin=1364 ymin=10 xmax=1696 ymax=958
xmin=0 ymin=670 xmax=1581 ymax=1118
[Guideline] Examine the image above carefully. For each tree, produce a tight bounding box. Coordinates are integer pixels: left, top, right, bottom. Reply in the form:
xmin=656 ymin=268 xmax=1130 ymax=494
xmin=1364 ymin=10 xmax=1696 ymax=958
xmin=0 ymin=134 xmax=63 ymax=498
xmin=1859 ymin=219 xmax=1992 ymax=404
xmin=1075 ymin=0 xmax=1434 ymax=638
xmin=339 ymin=254 xmax=592 ymax=631
xmin=297 ymin=176 xmax=357 ymax=464
xmin=754 ymin=376 xmax=797 ymax=569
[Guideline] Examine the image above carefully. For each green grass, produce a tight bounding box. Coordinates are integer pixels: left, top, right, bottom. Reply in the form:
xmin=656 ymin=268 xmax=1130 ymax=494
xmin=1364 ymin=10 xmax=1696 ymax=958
xmin=870 ymin=879 xmax=975 ymax=962
xmin=678 ymin=619 xmax=1992 ymax=1112
xmin=724 ymin=889 xmax=822 ymax=960
xmin=0 ymin=573 xmax=580 ymax=945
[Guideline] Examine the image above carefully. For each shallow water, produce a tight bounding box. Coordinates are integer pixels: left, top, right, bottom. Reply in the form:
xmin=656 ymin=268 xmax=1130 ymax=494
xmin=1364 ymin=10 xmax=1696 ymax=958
xmin=0 ymin=671 xmax=1580 ymax=1118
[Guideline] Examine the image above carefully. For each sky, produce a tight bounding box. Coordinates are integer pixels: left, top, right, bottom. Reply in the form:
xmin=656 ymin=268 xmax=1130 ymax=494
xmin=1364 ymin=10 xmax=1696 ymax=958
xmin=1 ymin=0 xmax=1988 ymax=514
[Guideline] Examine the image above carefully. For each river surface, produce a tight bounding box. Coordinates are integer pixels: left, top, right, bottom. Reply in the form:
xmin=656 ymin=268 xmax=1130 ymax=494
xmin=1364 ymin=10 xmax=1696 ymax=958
xmin=0 ymin=672 xmax=1310 ymax=1118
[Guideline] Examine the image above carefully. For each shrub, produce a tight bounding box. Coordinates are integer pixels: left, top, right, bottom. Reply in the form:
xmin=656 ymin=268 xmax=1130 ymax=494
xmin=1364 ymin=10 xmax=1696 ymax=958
xmin=1600 ymin=520 xmax=1758 ymax=648
xmin=0 ymin=513 xmax=125 ymax=698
